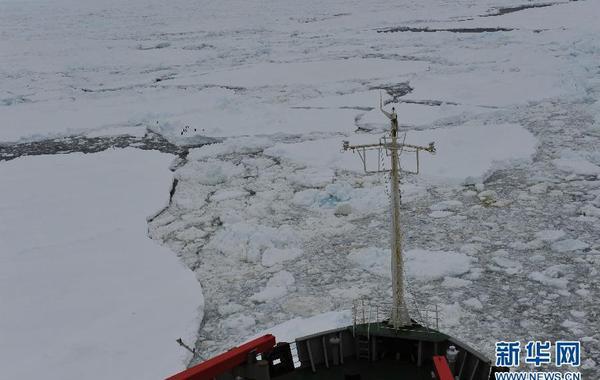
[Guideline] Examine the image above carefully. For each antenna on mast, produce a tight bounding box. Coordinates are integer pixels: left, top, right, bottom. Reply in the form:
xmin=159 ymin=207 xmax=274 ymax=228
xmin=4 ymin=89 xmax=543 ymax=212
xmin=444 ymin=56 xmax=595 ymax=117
xmin=342 ymin=98 xmax=435 ymax=328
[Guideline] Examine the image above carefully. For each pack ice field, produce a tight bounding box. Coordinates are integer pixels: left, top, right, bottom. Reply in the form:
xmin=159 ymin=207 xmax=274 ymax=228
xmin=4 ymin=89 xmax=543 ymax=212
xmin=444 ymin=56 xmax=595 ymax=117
xmin=1 ymin=0 xmax=599 ymax=379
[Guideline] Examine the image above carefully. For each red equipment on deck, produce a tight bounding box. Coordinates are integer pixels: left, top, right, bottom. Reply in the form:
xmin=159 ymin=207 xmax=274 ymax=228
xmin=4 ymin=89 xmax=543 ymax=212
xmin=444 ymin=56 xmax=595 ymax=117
xmin=432 ymin=355 xmax=454 ymax=380
xmin=167 ymin=334 xmax=276 ymax=380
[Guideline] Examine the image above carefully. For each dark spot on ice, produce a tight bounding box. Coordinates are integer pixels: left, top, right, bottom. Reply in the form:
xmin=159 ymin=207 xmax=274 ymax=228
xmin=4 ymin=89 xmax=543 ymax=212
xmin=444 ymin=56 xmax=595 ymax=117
xmin=1 ymin=96 xmax=31 ymax=106
xmin=291 ymin=106 xmax=374 ymax=111
xmin=168 ymin=179 xmax=179 ymax=203
xmin=291 ymin=106 xmax=327 ymax=110
xmin=190 ymin=84 xmax=246 ymax=94
xmin=155 ymin=73 xmax=176 ymax=83
xmin=378 ymin=26 xmax=514 ymax=33
xmin=182 ymin=43 xmax=215 ymax=50
xmin=370 ymin=82 xmax=414 ymax=103
xmin=79 ymin=83 xmax=245 ymax=95
xmin=137 ymin=42 xmax=171 ymax=50
xmin=0 ymin=131 xmax=217 ymax=162
xmin=340 ymin=106 xmax=374 ymax=111
xmin=481 ymin=2 xmax=556 ymax=17
xmin=148 ymin=177 xmax=181 ymax=223
xmin=362 ymin=53 xmax=427 ymax=62
xmin=404 ymin=99 xmax=443 ymax=106
xmin=399 ymin=99 xmax=459 ymax=106
xmin=80 ymin=87 xmax=124 ymax=93
xmin=294 ymin=12 xmax=351 ymax=24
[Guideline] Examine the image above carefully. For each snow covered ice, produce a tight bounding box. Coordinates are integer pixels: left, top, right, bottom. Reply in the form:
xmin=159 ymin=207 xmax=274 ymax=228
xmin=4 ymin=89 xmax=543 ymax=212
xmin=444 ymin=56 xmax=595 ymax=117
xmin=0 ymin=149 xmax=203 ymax=379
xmin=2 ymin=0 xmax=600 ymax=377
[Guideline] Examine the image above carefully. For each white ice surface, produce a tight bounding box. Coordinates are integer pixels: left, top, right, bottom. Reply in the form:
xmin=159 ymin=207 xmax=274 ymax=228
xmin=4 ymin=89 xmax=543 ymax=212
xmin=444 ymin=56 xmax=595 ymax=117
xmin=0 ymin=149 xmax=203 ymax=380
xmin=265 ymin=123 xmax=537 ymax=184
xmin=348 ymin=247 xmax=473 ymax=281
xmin=2 ymin=0 xmax=597 ymax=144
xmin=403 ymin=68 xmax=569 ymax=108
xmin=196 ymin=59 xmax=426 ymax=88
xmin=535 ymin=229 xmax=566 ymax=242
xmin=553 ymin=150 xmax=600 ymax=176
xmin=250 ymin=270 xmax=296 ymax=303
xmin=205 ymin=222 xmax=301 ymax=264
xmin=253 ymin=310 xmax=352 ymax=343
xmin=551 ymin=239 xmax=590 ymax=253
xmin=358 ymin=102 xmax=484 ymax=128
xmin=262 ymin=247 xmax=304 ymax=267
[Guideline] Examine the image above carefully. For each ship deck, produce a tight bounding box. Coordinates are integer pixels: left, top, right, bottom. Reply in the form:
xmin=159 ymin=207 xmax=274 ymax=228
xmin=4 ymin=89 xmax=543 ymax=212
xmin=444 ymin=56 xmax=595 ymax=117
xmin=352 ymin=322 xmax=449 ymax=342
xmin=275 ymin=357 xmax=432 ymax=380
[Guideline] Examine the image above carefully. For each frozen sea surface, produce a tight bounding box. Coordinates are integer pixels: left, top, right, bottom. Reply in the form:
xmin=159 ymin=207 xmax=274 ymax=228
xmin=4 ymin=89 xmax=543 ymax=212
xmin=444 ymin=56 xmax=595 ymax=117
xmin=0 ymin=149 xmax=204 ymax=379
xmin=1 ymin=0 xmax=600 ymax=377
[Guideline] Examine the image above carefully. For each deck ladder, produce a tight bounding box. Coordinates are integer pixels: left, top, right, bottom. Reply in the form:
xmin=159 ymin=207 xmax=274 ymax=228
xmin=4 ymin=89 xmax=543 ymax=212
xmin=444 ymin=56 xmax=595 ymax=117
xmin=356 ymin=335 xmax=370 ymax=361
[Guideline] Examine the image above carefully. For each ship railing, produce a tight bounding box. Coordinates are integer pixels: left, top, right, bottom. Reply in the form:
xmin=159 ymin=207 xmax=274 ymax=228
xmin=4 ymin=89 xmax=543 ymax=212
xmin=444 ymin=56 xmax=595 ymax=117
xmin=352 ymin=298 xmax=440 ymax=336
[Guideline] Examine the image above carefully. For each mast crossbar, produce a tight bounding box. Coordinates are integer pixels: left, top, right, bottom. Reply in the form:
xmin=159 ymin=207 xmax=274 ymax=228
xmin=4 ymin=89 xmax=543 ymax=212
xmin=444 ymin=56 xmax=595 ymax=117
xmin=343 ymin=141 xmax=435 ymax=153
xmin=342 ymin=140 xmax=435 ymax=175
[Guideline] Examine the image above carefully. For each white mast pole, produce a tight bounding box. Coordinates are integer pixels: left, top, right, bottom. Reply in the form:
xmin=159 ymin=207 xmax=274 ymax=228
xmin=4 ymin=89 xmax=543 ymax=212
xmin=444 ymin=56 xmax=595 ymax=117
xmin=388 ymin=110 xmax=411 ymax=328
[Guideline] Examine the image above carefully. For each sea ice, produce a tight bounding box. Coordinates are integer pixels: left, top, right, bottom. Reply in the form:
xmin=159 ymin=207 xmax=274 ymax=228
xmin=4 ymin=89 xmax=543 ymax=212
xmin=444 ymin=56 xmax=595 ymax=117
xmin=250 ymin=271 xmax=296 ymax=302
xmin=253 ymin=310 xmax=352 ymax=343
xmin=265 ymin=123 xmax=537 ymax=184
xmin=535 ymin=229 xmax=567 ymax=242
xmin=262 ymin=247 xmax=304 ymax=267
xmin=348 ymin=247 xmax=473 ymax=281
xmin=553 ymin=151 xmax=600 ymax=176
xmin=0 ymin=149 xmax=203 ymax=380
xmin=551 ymin=239 xmax=590 ymax=253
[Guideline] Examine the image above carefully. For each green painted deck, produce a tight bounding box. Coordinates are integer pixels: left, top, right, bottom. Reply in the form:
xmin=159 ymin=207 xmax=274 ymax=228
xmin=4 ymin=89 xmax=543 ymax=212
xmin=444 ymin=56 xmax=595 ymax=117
xmin=275 ymin=358 xmax=431 ymax=380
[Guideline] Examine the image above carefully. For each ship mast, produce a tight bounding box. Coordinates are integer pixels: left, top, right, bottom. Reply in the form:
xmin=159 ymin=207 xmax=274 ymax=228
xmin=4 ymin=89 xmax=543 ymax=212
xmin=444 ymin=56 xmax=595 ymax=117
xmin=388 ymin=113 xmax=410 ymax=327
xmin=342 ymin=96 xmax=435 ymax=328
